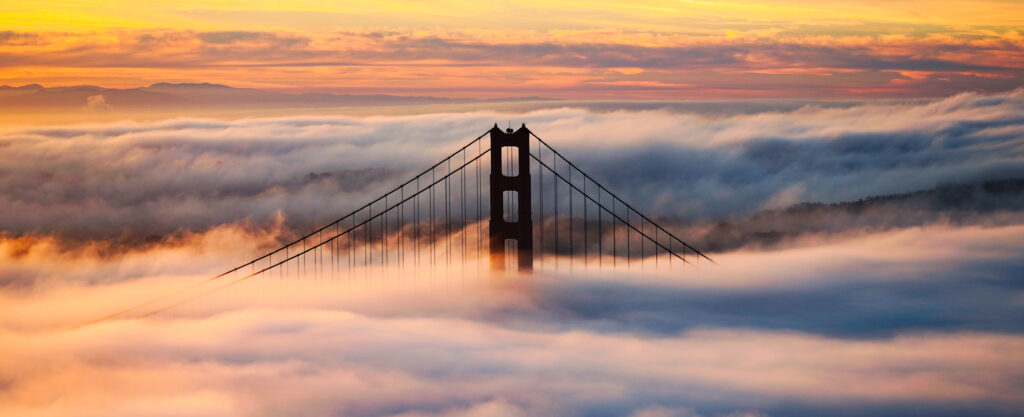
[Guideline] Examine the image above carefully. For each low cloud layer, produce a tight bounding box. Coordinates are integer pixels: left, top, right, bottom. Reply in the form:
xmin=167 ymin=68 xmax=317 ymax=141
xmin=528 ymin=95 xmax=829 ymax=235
xmin=3 ymin=310 xmax=1023 ymax=417
xmin=4 ymin=224 xmax=1024 ymax=417
xmin=2 ymin=89 xmax=1023 ymax=254
xmin=3 ymin=90 xmax=1024 ymax=416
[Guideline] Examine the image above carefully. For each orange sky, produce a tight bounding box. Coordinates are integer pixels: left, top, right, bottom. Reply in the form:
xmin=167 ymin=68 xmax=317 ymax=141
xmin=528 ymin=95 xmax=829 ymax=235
xmin=2 ymin=0 xmax=1023 ymax=98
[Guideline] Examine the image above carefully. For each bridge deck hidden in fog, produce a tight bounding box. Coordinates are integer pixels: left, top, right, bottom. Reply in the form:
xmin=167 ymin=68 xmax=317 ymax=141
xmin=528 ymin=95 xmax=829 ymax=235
xmin=96 ymin=125 xmax=713 ymax=321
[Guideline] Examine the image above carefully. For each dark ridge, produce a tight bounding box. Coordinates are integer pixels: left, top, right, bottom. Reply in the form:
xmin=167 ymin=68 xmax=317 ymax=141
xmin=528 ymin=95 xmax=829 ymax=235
xmin=0 ymin=82 xmax=558 ymax=108
xmin=672 ymin=178 xmax=1024 ymax=253
xmin=0 ymin=83 xmax=44 ymax=90
xmin=147 ymin=82 xmax=232 ymax=89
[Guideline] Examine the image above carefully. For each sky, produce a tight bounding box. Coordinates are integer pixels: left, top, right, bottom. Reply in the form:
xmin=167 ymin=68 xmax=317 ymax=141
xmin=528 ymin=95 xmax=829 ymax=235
xmin=2 ymin=0 xmax=1023 ymax=98
xmin=2 ymin=2 xmax=1024 ymax=417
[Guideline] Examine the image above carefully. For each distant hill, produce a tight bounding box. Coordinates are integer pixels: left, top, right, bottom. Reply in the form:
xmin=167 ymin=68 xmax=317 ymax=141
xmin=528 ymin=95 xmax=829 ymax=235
xmin=0 ymin=82 xmax=555 ymax=109
xmin=670 ymin=178 xmax=1024 ymax=252
xmin=1 ymin=85 xmax=188 ymax=108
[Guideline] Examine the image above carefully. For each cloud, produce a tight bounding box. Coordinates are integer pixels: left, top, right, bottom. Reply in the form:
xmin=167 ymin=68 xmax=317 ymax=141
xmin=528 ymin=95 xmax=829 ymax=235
xmin=1 ymin=28 xmax=1021 ymax=98
xmin=196 ymin=31 xmax=309 ymax=47
xmin=84 ymin=94 xmax=111 ymax=111
xmin=4 ymin=209 xmax=1024 ymax=417
xmin=0 ymin=215 xmax=290 ymax=291
xmin=0 ymin=31 xmax=38 ymax=46
xmin=4 ymin=221 xmax=1023 ymax=336
xmin=4 ymin=9 xmax=1024 ymax=417
xmin=1 ymin=307 xmax=1023 ymax=417
xmin=758 ymin=182 xmax=804 ymax=210
xmin=2 ymin=89 xmax=1024 ymax=415
xmin=528 ymin=224 xmax=1024 ymax=338
xmin=1 ymin=89 xmax=1022 ymax=257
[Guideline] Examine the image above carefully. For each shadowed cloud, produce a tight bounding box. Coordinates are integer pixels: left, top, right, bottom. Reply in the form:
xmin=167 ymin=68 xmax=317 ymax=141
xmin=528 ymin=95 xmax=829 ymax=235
xmin=2 ymin=89 xmax=1024 ymax=254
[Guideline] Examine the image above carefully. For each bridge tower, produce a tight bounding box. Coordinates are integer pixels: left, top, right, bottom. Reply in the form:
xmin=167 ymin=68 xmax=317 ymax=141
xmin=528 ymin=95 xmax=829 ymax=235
xmin=489 ymin=123 xmax=533 ymax=273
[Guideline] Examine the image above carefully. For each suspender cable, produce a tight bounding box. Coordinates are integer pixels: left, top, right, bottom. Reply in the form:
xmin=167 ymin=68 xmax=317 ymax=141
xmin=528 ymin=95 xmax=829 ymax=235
xmin=209 ymin=131 xmax=489 ymax=286
xmin=446 ymin=158 xmax=451 ymax=276
xmin=415 ymin=176 xmax=420 ymax=269
xmin=431 ymin=168 xmax=435 ymax=273
xmin=598 ymin=188 xmax=603 ymax=269
xmin=584 ymin=176 xmax=588 ymax=268
xmin=400 ymin=186 xmax=405 ymax=271
xmin=477 ymin=140 xmax=482 ymax=272
xmin=530 ymin=132 xmax=711 ymax=263
xmin=461 ymin=148 xmax=467 ymax=276
xmin=538 ymin=139 xmax=543 ymax=268
xmin=529 ymin=154 xmax=691 ymax=265
xmin=569 ymin=168 xmax=574 ymax=270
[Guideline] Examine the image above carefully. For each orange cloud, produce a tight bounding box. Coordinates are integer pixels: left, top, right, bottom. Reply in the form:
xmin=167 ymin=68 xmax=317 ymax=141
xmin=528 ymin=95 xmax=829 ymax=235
xmin=1 ymin=26 xmax=1021 ymax=99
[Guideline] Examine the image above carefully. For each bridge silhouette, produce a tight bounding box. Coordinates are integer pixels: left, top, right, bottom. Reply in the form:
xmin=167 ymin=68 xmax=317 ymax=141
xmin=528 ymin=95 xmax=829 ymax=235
xmin=93 ymin=125 xmax=712 ymax=322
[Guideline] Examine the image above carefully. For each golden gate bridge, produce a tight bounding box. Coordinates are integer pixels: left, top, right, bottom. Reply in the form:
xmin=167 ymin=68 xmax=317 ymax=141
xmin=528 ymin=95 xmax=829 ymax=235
xmin=91 ymin=124 xmax=713 ymax=322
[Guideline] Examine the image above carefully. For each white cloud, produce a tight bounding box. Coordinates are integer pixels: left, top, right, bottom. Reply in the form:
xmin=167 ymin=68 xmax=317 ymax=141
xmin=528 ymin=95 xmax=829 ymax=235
xmin=3 ymin=90 xmax=1024 ymax=417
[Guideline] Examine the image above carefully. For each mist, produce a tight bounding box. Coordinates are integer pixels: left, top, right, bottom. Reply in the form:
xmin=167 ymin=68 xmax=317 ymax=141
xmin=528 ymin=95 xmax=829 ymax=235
xmin=2 ymin=90 xmax=1024 ymax=417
